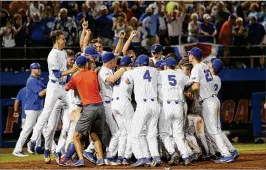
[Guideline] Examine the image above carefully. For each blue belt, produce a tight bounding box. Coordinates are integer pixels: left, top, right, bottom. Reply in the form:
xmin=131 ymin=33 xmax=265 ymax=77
xmin=143 ymin=98 xmax=155 ymax=102
xmin=166 ymin=100 xmax=179 ymax=104
xmin=105 ymin=101 xmax=111 ymax=104
xmin=50 ymin=79 xmax=66 ymax=85
xmin=84 ymin=102 xmax=103 ymax=107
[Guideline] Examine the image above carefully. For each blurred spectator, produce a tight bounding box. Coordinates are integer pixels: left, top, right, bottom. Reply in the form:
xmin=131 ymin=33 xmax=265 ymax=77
xmin=0 ymin=18 xmax=17 ymax=47
xmin=198 ymin=4 xmax=206 ymax=22
xmin=258 ymin=2 xmax=266 ymax=22
xmin=28 ymin=1 xmax=44 ymax=20
xmin=219 ymin=14 xmax=236 ymax=46
xmin=187 ymin=13 xmax=200 ymax=43
xmin=95 ymin=5 xmax=113 ymax=47
xmin=214 ymin=2 xmax=230 ymax=37
xmin=13 ymin=14 xmax=27 ymax=46
xmin=246 ymin=16 xmax=265 ymax=45
xmin=263 ymin=20 xmax=266 ymax=45
xmin=52 ymin=8 xmax=78 ymax=46
xmin=9 ymin=1 xmax=30 ymax=16
xmin=112 ymin=17 xmax=127 ymax=47
xmin=27 ymin=12 xmax=47 ymax=46
xmin=128 ymin=17 xmax=147 ymax=48
xmin=0 ymin=2 xmax=10 ymax=27
xmin=76 ymin=3 xmax=95 ymax=37
xmin=42 ymin=5 xmax=55 ymax=46
xmin=142 ymin=4 xmax=159 ymax=45
xmin=248 ymin=3 xmax=259 ymax=20
xmin=199 ymin=14 xmax=217 ymax=43
xmin=131 ymin=1 xmax=145 ymax=20
xmin=60 ymin=1 xmax=78 ymax=19
xmin=86 ymin=1 xmax=103 ymax=17
xmin=119 ymin=1 xmax=133 ymax=22
xmin=158 ymin=5 xmax=168 ymax=46
xmin=167 ymin=8 xmax=185 ymax=45
xmin=232 ymin=17 xmax=247 ymax=45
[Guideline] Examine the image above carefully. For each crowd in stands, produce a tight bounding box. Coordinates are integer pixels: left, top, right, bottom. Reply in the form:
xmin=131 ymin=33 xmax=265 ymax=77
xmin=0 ymin=1 xmax=265 ymax=49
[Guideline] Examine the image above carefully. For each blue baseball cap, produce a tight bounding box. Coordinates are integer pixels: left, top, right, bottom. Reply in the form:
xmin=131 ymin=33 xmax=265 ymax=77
xmin=155 ymin=60 xmax=165 ymax=69
xmin=30 ymin=63 xmax=41 ymax=69
xmin=211 ymin=58 xmax=224 ymax=74
xmin=151 ymin=44 xmax=163 ymax=53
xmin=138 ymin=54 xmax=149 ymax=66
xmin=165 ymin=57 xmax=177 ymax=67
xmin=84 ymin=46 xmax=100 ymax=57
xmin=120 ymin=56 xmax=132 ymax=66
xmin=76 ymin=55 xmax=89 ymax=66
xmin=102 ymin=52 xmax=115 ymax=63
xmin=188 ymin=47 xmax=203 ymax=59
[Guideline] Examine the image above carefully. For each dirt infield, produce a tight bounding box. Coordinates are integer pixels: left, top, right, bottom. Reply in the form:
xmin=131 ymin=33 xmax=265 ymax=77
xmin=0 ymin=153 xmax=265 ymax=169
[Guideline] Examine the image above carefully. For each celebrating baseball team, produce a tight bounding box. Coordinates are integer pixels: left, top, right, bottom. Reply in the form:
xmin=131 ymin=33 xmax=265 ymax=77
xmin=12 ymin=21 xmax=240 ymax=167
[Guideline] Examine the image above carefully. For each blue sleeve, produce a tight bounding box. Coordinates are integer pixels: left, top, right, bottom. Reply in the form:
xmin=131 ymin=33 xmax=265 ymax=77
xmin=16 ymin=90 xmax=22 ymax=101
xmin=52 ymin=70 xmax=62 ymax=78
xmin=28 ymin=79 xmax=44 ymax=95
xmin=76 ymin=13 xmax=82 ymax=22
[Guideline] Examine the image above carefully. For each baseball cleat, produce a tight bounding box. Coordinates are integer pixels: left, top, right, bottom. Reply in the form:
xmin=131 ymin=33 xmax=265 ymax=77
xmin=168 ymin=152 xmax=179 ymax=166
xmin=122 ymin=158 xmax=130 ymax=165
xmin=12 ymin=151 xmax=28 ymax=157
xmin=131 ymin=158 xmax=146 ymax=167
xmin=116 ymin=156 xmax=123 ymax=165
xmin=27 ymin=141 xmax=35 ymax=154
xmin=231 ymin=150 xmax=239 ymax=160
xmin=144 ymin=158 xmax=152 ymax=166
xmin=71 ymin=159 xmax=85 ymax=167
xmin=54 ymin=152 xmax=61 ymax=164
xmin=83 ymin=151 xmax=96 ymax=164
xmin=190 ymin=152 xmax=202 ymax=162
xmin=96 ymin=158 xmax=105 ymax=166
xmin=183 ymin=157 xmax=191 ymax=165
xmin=105 ymin=157 xmax=118 ymax=165
xmin=214 ymin=156 xmax=234 ymax=163
xmin=44 ymin=150 xmax=51 ymax=164
xmin=151 ymin=156 xmax=161 ymax=167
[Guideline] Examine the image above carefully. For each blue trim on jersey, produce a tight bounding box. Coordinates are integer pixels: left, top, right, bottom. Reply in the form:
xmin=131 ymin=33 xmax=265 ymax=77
xmin=52 ymin=70 xmax=62 ymax=78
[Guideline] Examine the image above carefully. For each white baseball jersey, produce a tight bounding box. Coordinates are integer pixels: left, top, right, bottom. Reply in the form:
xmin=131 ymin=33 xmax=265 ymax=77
xmin=112 ymin=70 xmax=133 ymax=100
xmin=212 ymin=75 xmax=221 ymax=95
xmin=47 ymin=48 xmax=67 ymax=82
xmin=127 ymin=66 xmax=158 ymax=102
xmin=98 ymin=66 xmax=113 ymax=102
xmin=189 ymin=62 xmax=215 ymax=101
xmin=158 ymin=69 xmax=188 ymax=102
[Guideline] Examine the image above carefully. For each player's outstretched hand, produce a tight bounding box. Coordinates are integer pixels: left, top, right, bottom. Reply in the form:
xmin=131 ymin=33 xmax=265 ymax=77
xmin=71 ymin=64 xmax=79 ymax=73
xmin=119 ymin=31 xmax=125 ymax=39
xmin=130 ymin=30 xmax=137 ymax=38
xmin=82 ymin=20 xmax=88 ymax=30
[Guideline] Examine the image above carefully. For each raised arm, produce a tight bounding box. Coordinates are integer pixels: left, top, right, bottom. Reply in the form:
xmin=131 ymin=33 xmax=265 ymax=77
xmin=122 ymin=30 xmax=137 ymax=55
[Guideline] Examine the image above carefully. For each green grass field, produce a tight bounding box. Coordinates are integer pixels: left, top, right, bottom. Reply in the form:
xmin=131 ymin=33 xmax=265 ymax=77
xmin=0 ymin=143 xmax=265 ymax=163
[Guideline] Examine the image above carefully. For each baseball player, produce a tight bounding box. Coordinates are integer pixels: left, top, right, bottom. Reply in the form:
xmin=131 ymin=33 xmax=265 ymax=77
xmin=13 ymin=87 xmax=26 ymax=129
xmin=187 ymin=47 xmax=234 ymax=163
xmin=158 ymin=57 xmax=191 ymax=165
xmin=111 ymin=56 xmax=134 ymax=165
xmin=209 ymin=58 xmax=239 ymax=160
xmin=150 ymin=44 xmax=163 ymax=65
xmin=27 ymin=30 xmax=78 ymax=163
xmin=98 ymin=52 xmax=126 ymax=165
xmin=126 ymin=54 xmax=161 ymax=167
xmin=13 ymin=63 xmax=46 ymax=157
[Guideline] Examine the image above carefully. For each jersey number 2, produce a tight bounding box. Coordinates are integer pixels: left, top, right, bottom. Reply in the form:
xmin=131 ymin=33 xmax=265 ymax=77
xmin=168 ymin=75 xmax=177 ymax=86
xmin=143 ymin=70 xmax=152 ymax=82
xmin=204 ymin=70 xmax=213 ymax=82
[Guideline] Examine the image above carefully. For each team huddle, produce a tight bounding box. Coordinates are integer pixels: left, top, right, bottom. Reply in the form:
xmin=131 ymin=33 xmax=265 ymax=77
xmin=12 ymin=29 xmax=239 ymax=167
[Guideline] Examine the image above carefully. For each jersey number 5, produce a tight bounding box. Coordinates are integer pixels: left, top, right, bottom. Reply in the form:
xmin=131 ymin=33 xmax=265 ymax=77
xmin=168 ymin=75 xmax=177 ymax=86
xmin=143 ymin=70 xmax=152 ymax=82
xmin=204 ymin=70 xmax=213 ymax=82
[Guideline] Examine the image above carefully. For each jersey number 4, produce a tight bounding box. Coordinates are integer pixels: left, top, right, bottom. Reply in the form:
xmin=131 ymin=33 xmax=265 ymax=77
xmin=143 ymin=70 xmax=152 ymax=82
xmin=204 ymin=70 xmax=213 ymax=82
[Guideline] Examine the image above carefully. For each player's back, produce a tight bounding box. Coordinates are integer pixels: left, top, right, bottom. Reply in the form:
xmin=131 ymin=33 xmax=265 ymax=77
xmin=47 ymin=48 xmax=67 ymax=82
xmin=129 ymin=66 xmax=158 ymax=102
xmin=212 ymin=75 xmax=221 ymax=95
xmin=159 ymin=69 xmax=188 ymax=102
xmin=190 ymin=62 xmax=215 ymax=100
xmin=112 ymin=70 xmax=133 ymax=100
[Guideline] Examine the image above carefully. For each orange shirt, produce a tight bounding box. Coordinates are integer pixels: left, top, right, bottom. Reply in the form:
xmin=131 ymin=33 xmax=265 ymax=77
xmin=66 ymin=69 xmax=102 ymax=105
xmin=219 ymin=20 xmax=233 ymax=46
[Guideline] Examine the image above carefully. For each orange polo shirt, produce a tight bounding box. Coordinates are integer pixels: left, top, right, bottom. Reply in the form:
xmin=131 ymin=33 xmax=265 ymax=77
xmin=66 ymin=69 xmax=102 ymax=105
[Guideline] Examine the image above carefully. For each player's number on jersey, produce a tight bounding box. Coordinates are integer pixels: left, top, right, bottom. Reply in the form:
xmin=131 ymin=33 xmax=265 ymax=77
xmin=204 ymin=70 xmax=213 ymax=82
xmin=168 ymin=75 xmax=177 ymax=86
xmin=143 ymin=70 xmax=152 ymax=82
xmin=115 ymin=78 xmax=121 ymax=86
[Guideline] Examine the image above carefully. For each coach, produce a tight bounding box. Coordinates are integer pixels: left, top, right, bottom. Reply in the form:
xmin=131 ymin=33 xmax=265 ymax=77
xmin=65 ymin=56 xmax=106 ymax=167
